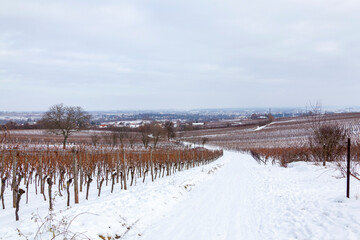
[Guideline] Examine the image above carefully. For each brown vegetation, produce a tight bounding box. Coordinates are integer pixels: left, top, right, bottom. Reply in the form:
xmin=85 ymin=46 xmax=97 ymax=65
xmin=0 ymin=143 xmax=223 ymax=220
xmin=181 ymin=112 xmax=360 ymax=174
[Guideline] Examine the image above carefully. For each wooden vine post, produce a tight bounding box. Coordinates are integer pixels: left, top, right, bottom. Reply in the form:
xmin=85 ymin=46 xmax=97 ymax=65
xmin=12 ymin=149 xmax=17 ymax=208
xmin=79 ymin=151 xmax=83 ymax=192
xmin=66 ymin=179 xmax=72 ymax=207
xmin=178 ymin=150 xmax=181 ymax=172
xmin=347 ymin=138 xmax=351 ymax=198
xmin=139 ymin=152 xmax=142 ymax=178
xmin=122 ymin=150 xmax=127 ymax=190
xmin=73 ymin=149 xmax=79 ymax=204
xmin=15 ymin=188 xmax=25 ymax=221
xmin=0 ymin=152 xmax=3 ymax=177
xmin=39 ymin=152 xmax=43 ymax=195
xmin=150 ymin=148 xmax=154 ymax=182
xmin=1 ymin=176 xmax=6 ymax=209
xmin=47 ymin=175 xmax=53 ymax=210
xmin=166 ymin=153 xmax=170 ymax=176
xmin=201 ymin=151 xmax=204 ymax=165
xmin=116 ymin=152 xmax=120 ymax=183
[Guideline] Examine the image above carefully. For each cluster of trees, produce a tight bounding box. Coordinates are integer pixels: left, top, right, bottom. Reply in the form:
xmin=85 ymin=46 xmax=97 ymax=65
xmin=89 ymin=121 xmax=177 ymax=149
xmin=0 ymin=121 xmax=40 ymax=130
xmin=39 ymin=104 xmax=178 ymax=149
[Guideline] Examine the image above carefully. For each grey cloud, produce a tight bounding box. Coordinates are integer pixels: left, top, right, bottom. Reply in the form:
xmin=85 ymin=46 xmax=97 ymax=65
xmin=0 ymin=0 xmax=360 ymax=111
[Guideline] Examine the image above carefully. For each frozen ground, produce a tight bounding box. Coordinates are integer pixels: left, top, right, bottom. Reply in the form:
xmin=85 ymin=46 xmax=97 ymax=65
xmin=141 ymin=152 xmax=360 ymax=240
xmin=1 ymin=150 xmax=360 ymax=239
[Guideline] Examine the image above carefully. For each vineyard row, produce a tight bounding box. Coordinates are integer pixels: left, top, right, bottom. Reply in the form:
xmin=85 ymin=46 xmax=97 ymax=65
xmin=0 ymin=146 xmax=223 ymax=220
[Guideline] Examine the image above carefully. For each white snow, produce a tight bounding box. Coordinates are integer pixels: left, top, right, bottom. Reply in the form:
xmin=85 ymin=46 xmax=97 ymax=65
xmin=254 ymin=125 xmax=266 ymax=131
xmin=254 ymin=122 xmax=274 ymax=131
xmin=140 ymin=152 xmax=360 ymax=240
xmin=1 ymin=151 xmax=360 ymax=239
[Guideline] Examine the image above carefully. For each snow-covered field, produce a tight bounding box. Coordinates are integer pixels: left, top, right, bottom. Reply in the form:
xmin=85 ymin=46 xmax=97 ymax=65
xmin=1 ymin=150 xmax=360 ymax=239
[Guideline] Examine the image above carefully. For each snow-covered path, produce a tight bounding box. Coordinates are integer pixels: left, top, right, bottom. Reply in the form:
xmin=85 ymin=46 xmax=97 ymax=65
xmin=139 ymin=150 xmax=360 ymax=240
xmin=141 ymin=151 xmax=260 ymax=240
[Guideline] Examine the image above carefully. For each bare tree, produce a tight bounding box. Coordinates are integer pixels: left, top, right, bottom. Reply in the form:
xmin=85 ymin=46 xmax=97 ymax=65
xmin=306 ymin=101 xmax=324 ymax=131
xmin=41 ymin=104 xmax=90 ymax=149
xmin=201 ymin=137 xmax=209 ymax=147
xmin=103 ymin=132 xmax=119 ymax=148
xmin=307 ymin=103 xmax=347 ymax=165
xmin=150 ymin=122 xmax=164 ymax=149
xmin=174 ymin=132 xmax=184 ymax=145
xmin=164 ymin=121 xmax=176 ymax=141
xmin=127 ymin=133 xmax=138 ymax=149
xmin=141 ymin=133 xmax=150 ymax=148
xmin=0 ymin=125 xmax=10 ymax=144
xmin=139 ymin=123 xmax=151 ymax=148
xmin=116 ymin=129 xmax=128 ymax=148
xmin=90 ymin=134 xmax=100 ymax=146
xmin=268 ymin=113 xmax=275 ymax=123
xmin=309 ymin=123 xmax=347 ymax=165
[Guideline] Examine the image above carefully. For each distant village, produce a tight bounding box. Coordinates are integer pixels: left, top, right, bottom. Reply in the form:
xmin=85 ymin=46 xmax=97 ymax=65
xmin=0 ymin=107 xmax=353 ymax=129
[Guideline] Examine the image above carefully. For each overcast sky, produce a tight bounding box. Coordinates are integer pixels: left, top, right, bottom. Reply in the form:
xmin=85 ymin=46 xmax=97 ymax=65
xmin=0 ymin=0 xmax=359 ymax=111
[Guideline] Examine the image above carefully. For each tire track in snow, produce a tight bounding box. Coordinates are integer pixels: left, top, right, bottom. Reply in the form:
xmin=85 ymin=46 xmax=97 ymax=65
xmin=139 ymin=151 xmax=261 ymax=240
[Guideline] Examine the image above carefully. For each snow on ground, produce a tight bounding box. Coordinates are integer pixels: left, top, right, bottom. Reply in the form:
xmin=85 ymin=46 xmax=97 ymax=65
xmin=1 ymin=150 xmax=360 ymax=239
xmin=140 ymin=152 xmax=360 ymax=240
xmin=254 ymin=125 xmax=266 ymax=131
xmin=254 ymin=122 xmax=274 ymax=131
xmin=0 ymin=155 xmax=228 ymax=239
